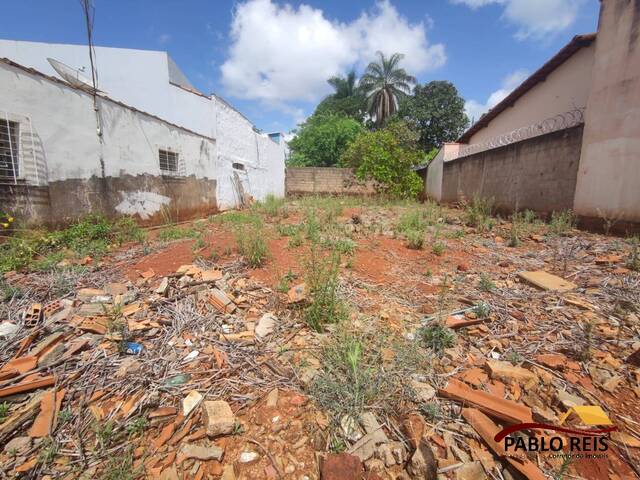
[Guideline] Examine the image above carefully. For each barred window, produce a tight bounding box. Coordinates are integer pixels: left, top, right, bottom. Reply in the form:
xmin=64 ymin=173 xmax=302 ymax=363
xmin=159 ymin=149 xmax=178 ymax=173
xmin=0 ymin=119 xmax=19 ymax=180
xmin=232 ymin=162 xmax=245 ymax=171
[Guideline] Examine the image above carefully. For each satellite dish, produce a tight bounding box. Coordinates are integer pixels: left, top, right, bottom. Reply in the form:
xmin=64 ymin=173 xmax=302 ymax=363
xmin=47 ymin=57 xmax=101 ymax=93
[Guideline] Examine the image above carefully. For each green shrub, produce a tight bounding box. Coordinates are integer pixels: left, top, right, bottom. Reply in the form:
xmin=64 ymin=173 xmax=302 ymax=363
xmin=235 ymin=223 xmax=269 ymax=267
xmin=278 ymin=223 xmax=301 ymax=237
xmin=478 ymin=273 xmax=495 ymax=292
xmin=0 ymin=215 xmax=145 ymax=272
xmin=397 ymin=210 xmax=429 ymax=234
xmin=463 ymin=197 xmax=495 ymax=231
xmin=158 ymin=226 xmax=199 ymax=241
xmin=405 ymin=230 xmax=424 ymax=250
xmin=419 ymin=323 xmax=456 ymax=352
xmin=549 ymin=210 xmax=576 ymax=236
xmin=254 ymin=194 xmax=287 ymax=217
xmin=304 ymin=247 xmax=346 ymax=331
xmin=431 ymin=241 xmax=445 ymax=256
xmin=340 ymin=121 xmax=423 ymax=199
xmin=288 ymin=114 xmax=363 ymax=167
xmin=473 ymin=302 xmax=491 ymax=318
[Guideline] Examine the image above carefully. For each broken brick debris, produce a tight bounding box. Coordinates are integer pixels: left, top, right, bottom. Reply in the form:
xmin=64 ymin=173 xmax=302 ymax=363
xmin=439 ymin=378 xmax=533 ymax=424
xmin=462 ymin=408 xmax=546 ymax=480
xmin=517 ymin=270 xmax=577 ymax=292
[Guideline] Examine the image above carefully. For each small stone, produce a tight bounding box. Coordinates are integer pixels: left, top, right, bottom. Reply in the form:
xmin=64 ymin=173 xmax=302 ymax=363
xmin=221 ymin=465 xmax=236 ymax=480
xmin=407 ymin=438 xmax=437 ymax=479
xmin=105 ymin=283 xmax=128 ymax=296
xmin=255 ymin=313 xmax=276 ymax=339
xmin=179 ymin=443 xmax=223 ymax=461
xmin=557 ymin=390 xmax=585 ymax=409
xmin=238 ymin=451 xmax=260 ymax=463
xmin=535 ymin=353 xmax=567 ymax=370
xmin=486 ymin=360 xmax=537 ymax=383
xmin=182 ymin=390 xmax=203 ymax=416
xmin=202 ymin=400 xmax=236 ymax=437
xmin=156 ymin=277 xmax=169 ymax=296
xmin=287 ymin=283 xmax=307 ymax=303
xmin=456 ymin=461 xmax=487 ymax=480
xmin=0 ymin=321 xmax=19 ymax=337
xmin=321 ymin=453 xmax=364 ymax=480
xmin=410 ymin=380 xmax=436 ymax=403
xmin=4 ymin=436 xmax=31 ymax=453
xmin=457 ymin=263 xmax=469 ymax=272
xmin=266 ymin=388 xmax=279 ymax=408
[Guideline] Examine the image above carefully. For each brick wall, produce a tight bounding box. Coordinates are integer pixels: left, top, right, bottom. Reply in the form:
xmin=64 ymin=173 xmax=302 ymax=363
xmin=285 ymin=167 xmax=376 ymax=196
xmin=441 ymin=125 xmax=583 ymax=214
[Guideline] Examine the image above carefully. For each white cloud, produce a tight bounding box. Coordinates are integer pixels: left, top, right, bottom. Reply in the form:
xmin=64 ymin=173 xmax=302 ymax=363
xmin=220 ymin=0 xmax=445 ymax=108
xmin=465 ymin=69 xmax=528 ymax=121
xmin=451 ymin=0 xmax=583 ymax=39
xmin=157 ymin=33 xmax=172 ymax=45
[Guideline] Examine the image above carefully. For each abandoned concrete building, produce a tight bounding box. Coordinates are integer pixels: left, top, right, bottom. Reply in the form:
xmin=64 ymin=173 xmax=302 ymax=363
xmin=0 ymin=40 xmax=287 ymax=225
xmin=426 ymin=0 xmax=640 ymax=231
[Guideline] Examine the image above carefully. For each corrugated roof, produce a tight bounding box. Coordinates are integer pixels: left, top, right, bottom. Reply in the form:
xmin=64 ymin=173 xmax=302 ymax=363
xmin=458 ymin=33 xmax=596 ymax=144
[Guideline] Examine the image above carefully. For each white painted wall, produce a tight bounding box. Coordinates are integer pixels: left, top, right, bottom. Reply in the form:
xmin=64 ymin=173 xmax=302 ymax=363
xmin=425 ymin=143 xmax=460 ymax=201
xmin=0 ymin=60 xmax=215 ymax=220
xmin=467 ymin=44 xmax=595 ymax=145
xmin=212 ymin=96 xmax=285 ymax=209
xmin=0 ymin=39 xmax=287 ymax=209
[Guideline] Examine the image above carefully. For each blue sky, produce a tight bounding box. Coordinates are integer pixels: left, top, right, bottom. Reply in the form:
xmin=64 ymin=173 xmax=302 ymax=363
xmin=1 ymin=0 xmax=599 ymax=133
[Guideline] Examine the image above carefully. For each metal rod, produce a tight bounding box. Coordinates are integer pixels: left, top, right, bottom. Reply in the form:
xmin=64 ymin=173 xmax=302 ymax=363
xmin=4 ymin=111 xmax=17 ymax=185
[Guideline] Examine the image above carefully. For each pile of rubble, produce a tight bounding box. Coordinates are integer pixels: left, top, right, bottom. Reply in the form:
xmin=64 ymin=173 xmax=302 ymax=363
xmin=1 ymin=201 xmax=639 ymax=480
xmin=0 ymin=259 xmax=325 ymax=479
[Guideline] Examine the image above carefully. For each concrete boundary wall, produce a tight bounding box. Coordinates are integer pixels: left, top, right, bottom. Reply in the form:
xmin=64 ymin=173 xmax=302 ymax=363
xmin=441 ymin=125 xmax=583 ymax=214
xmin=286 ymin=167 xmax=376 ymax=196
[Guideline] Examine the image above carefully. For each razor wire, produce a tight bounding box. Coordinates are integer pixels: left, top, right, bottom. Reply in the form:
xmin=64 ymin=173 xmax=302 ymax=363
xmin=451 ymin=108 xmax=585 ymax=160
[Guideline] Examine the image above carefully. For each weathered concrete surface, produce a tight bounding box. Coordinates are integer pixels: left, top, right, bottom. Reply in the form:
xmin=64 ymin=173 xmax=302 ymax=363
xmin=574 ymin=0 xmax=640 ymax=225
xmin=286 ymin=167 xmax=376 ymax=196
xmin=0 ymin=183 xmax=51 ymax=225
xmin=46 ymin=174 xmax=217 ymax=226
xmin=441 ymin=126 xmax=583 ymax=215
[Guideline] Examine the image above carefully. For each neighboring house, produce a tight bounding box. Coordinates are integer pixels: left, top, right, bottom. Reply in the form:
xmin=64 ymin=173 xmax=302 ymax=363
xmin=0 ymin=39 xmax=286 ymax=225
xmin=426 ymin=0 xmax=640 ymax=231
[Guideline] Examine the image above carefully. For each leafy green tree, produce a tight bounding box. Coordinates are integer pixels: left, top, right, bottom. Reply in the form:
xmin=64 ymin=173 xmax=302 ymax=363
xmin=327 ymin=70 xmax=358 ymax=98
xmin=288 ymin=114 xmax=363 ymax=167
xmin=340 ymin=120 xmax=423 ymax=198
xmin=315 ymin=70 xmax=367 ymax=122
xmin=314 ymin=94 xmax=366 ymax=122
xmin=399 ymin=81 xmax=469 ymax=152
xmin=360 ymin=52 xmax=416 ymax=127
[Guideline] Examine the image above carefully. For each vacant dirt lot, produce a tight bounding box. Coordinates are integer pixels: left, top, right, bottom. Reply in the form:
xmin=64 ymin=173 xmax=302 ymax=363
xmin=0 ymin=196 xmax=638 ymax=480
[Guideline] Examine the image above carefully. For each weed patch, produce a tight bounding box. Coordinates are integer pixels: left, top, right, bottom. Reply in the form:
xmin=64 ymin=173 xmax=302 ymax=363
xmin=235 ymin=223 xmax=269 ymax=267
xmin=310 ymin=328 xmax=430 ymax=425
xmin=463 ymin=197 xmax=495 ymax=231
xmin=0 ymin=215 xmax=146 ymax=273
xmin=254 ymin=194 xmax=287 ymax=217
xmin=405 ymin=229 xmax=424 ymax=249
xmin=419 ymin=323 xmax=456 ymax=352
xmin=478 ymin=273 xmax=495 ymax=292
xmin=304 ymin=247 xmax=346 ymax=331
xmin=158 ymin=226 xmax=199 ymax=241
xmin=548 ymin=210 xmax=576 ymax=236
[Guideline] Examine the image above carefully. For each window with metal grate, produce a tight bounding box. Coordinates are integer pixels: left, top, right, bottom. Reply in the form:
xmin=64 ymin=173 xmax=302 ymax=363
xmin=0 ymin=119 xmax=19 ymax=180
xmin=159 ymin=149 xmax=178 ymax=174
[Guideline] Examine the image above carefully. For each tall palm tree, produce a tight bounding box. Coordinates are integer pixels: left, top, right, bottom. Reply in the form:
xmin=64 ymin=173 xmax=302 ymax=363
xmin=327 ymin=70 xmax=358 ymax=98
xmin=360 ymin=52 xmax=416 ymax=126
